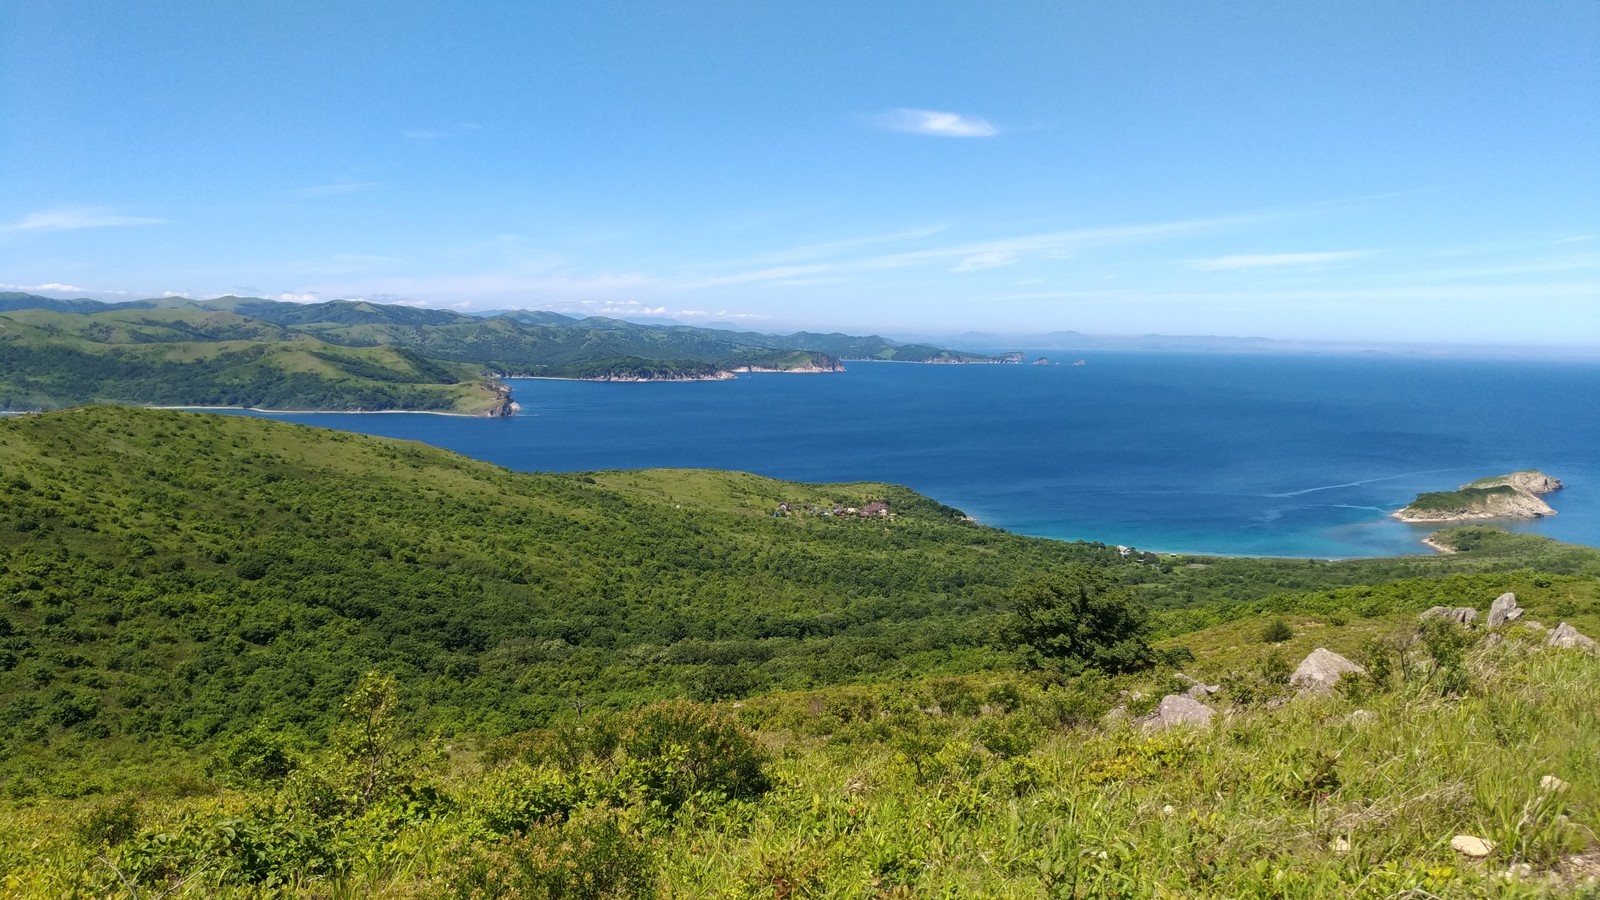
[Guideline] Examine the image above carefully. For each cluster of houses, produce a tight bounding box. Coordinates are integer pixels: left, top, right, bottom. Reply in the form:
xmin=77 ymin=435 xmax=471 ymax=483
xmin=774 ymin=500 xmax=891 ymax=519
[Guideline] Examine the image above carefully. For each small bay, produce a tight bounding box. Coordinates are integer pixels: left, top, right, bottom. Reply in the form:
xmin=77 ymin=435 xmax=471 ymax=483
xmin=233 ymin=351 xmax=1600 ymax=558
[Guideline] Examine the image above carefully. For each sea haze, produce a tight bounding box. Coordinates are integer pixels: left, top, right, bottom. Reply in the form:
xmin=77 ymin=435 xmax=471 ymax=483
xmin=237 ymin=352 xmax=1600 ymax=559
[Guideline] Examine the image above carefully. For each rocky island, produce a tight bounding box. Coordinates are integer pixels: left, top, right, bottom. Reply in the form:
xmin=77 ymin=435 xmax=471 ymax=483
xmin=1396 ymin=469 xmax=1564 ymax=523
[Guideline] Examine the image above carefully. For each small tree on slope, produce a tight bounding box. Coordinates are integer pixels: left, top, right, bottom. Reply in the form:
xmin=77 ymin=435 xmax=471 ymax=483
xmin=1003 ymin=566 xmax=1155 ymax=675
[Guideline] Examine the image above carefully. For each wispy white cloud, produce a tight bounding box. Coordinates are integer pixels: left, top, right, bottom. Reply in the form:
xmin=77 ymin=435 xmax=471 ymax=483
xmin=952 ymin=250 xmax=1019 ymax=272
xmin=1190 ymin=251 xmax=1371 ymax=271
xmin=404 ymin=122 xmax=482 ymax=141
xmin=1384 ymin=252 xmax=1600 ymax=282
xmin=726 ymin=224 xmax=953 ymax=267
xmin=862 ymin=216 xmax=1254 ymax=271
xmin=1 ymin=207 xmax=164 ymax=233
xmin=870 ymin=108 xmax=998 ymax=138
xmin=1 ymin=282 xmax=91 ymax=294
xmin=973 ymin=281 xmax=1600 ymax=307
xmin=292 ymin=182 xmax=380 ymax=198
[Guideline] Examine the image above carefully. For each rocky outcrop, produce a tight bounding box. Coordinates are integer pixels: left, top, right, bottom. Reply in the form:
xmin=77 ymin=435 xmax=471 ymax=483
xmin=1140 ymin=694 xmax=1215 ymax=730
xmin=1472 ymin=471 xmax=1563 ymax=495
xmin=588 ymin=370 xmax=737 ymax=383
xmin=1395 ymin=470 xmax=1562 ymax=523
xmin=1290 ymin=648 xmax=1366 ymax=693
xmin=728 ymin=362 xmax=845 ymax=374
xmin=1547 ymin=623 xmax=1599 ymax=651
xmin=1422 ymin=606 xmax=1479 ymax=627
xmin=480 ymin=381 xmax=517 ymax=417
xmin=1488 ymin=592 xmax=1524 ymax=627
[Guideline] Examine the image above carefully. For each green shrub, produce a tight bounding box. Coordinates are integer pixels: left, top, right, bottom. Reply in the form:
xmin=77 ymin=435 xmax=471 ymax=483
xmin=75 ymin=795 xmax=141 ymax=849
xmin=1222 ymin=650 xmax=1291 ymax=707
xmin=1260 ymin=618 xmax=1293 ymax=643
xmin=476 ymin=765 xmax=577 ymax=836
xmin=450 ymin=805 xmax=658 ymax=900
xmin=210 ymin=728 xmax=299 ymax=788
xmin=1417 ymin=618 xmax=1476 ymax=696
xmin=607 ymin=700 xmax=771 ymax=814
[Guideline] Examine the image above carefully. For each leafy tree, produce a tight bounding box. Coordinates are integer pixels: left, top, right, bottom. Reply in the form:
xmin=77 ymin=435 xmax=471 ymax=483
xmin=333 ymin=672 xmax=414 ymax=808
xmin=1002 ymin=567 xmax=1154 ymax=675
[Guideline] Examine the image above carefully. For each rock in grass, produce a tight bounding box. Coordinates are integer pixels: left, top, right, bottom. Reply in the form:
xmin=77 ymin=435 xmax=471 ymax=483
xmin=1451 ymin=835 xmax=1495 ymax=858
xmin=1176 ymin=673 xmax=1220 ymax=699
xmin=1290 ymin=648 xmax=1366 ymax=693
xmin=1422 ymin=606 xmax=1479 ymax=627
xmin=1140 ymin=694 xmax=1214 ymax=730
xmin=1540 ymin=775 xmax=1570 ymax=795
xmin=1547 ymin=623 xmax=1599 ymax=651
xmin=1488 ymin=592 xmax=1524 ymax=627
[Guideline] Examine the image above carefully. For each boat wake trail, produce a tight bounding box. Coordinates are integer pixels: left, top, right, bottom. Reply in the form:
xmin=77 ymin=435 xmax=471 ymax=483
xmin=1266 ymin=467 xmax=1470 ymax=499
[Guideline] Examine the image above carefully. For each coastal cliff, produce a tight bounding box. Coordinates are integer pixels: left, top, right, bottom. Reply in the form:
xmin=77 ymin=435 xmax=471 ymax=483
xmin=1396 ymin=469 xmax=1563 ymax=523
xmin=729 ymin=361 xmax=845 ymax=374
xmin=586 ymin=370 xmax=737 ymax=383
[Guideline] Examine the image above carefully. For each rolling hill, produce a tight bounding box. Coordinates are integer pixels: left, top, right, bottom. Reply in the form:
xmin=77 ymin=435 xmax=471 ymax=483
xmin=0 ymin=293 xmax=1001 ymax=412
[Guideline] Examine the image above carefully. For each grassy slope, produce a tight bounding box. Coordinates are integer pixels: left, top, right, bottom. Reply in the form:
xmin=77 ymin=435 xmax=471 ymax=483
xmin=1 ymin=409 xmax=1599 ymax=894
xmin=0 ymin=407 xmax=1129 ymax=790
xmin=0 ymin=310 xmax=505 ymax=414
xmin=0 ymin=409 xmax=1593 ymax=781
xmin=7 ymin=612 xmax=1600 ymax=896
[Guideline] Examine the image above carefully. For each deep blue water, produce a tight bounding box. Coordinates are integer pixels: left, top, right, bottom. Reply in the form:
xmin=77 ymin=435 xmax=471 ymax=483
xmin=227 ymin=353 xmax=1600 ymax=558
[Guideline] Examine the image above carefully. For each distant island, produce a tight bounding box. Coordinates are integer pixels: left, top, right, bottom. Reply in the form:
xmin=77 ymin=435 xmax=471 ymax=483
xmin=0 ymin=292 xmax=1007 ymax=414
xmin=1396 ymin=470 xmax=1564 ymax=523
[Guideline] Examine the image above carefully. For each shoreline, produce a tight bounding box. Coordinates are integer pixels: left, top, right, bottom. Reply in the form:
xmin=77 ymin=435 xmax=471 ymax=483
xmin=149 ymin=405 xmax=493 ymax=418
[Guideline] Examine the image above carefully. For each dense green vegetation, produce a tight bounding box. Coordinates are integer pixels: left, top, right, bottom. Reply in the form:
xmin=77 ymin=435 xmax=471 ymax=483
xmin=3 ymin=406 xmax=1599 ymax=896
xmin=1407 ymin=485 xmax=1521 ymax=512
xmin=0 ymin=294 xmax=995 ymax=411
xmin=8 ymin=607 xmax=1600 ymax=896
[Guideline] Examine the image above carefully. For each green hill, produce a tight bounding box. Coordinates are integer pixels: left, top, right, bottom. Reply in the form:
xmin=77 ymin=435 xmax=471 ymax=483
xmin=2 ymin=407 xmax=1600 ymax=895
xmin=0 ymin=294 xmax=1002 ymax=411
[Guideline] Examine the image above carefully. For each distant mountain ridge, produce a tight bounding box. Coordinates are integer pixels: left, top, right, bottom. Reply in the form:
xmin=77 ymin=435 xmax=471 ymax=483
xmin=0 ymin=293 xmax=998 ymax=413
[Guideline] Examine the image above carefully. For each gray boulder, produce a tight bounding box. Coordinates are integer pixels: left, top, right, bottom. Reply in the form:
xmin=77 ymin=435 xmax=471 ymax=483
xmin=1488 ymin=592 xmax=1524 ymax=627
xmin=1547 ymin=622 xmax=1599 ymax=651
xmin=1140 ymin=694 xmax=1215 ymax=730
xmin=1422 ymin=606 xmax=1479 ymax=626
xmin=1290 ymin=648 xmax=1366 ymax=693
xmin=1176 ymin=673 xmax=1220 ymax=699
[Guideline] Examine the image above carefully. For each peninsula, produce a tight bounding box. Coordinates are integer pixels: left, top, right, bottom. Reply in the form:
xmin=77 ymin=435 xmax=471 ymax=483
xmin=1396 ymin=469 xmax=1564 ymax=523
xmin=0 ymin=293 xmax=990 ymax=413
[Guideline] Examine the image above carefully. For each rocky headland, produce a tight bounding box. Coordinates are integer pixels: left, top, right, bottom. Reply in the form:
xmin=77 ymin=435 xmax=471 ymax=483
xmin=728 ymin=361 xmax=845 ymax=374
xmin=1396 ymin=469 xmax=1563 ymax=523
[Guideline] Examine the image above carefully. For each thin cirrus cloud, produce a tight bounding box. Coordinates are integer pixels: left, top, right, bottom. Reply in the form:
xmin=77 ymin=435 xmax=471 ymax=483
xmin=1190 ymin=251 xmax=1372 ymax=271
xmin=1 ymin=207 xmax=165 ymax=233
xmin=403 ymin=122 xmax=483 ymax=141
xmin=292 ymin=181 xmax=380 ymax=198
xmin=870 ymin=108 xmax=998 ymax=138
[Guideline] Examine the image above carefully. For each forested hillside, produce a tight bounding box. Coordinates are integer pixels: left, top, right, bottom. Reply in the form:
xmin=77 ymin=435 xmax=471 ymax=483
xmin=3 ymin=407 xmax=1600 ymax=895
xmin=0 ymin=294 xmax=997 ymax=412
xmin=3 ymin=407 xmax=1595 ymax=786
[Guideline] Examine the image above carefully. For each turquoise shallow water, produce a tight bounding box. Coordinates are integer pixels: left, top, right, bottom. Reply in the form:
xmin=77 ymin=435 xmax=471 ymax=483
xmin=226 ymin=352 xmax=1600 ymax=558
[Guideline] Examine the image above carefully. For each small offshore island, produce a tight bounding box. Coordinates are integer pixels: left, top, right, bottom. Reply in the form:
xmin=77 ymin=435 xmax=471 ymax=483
xmin=1396 ymin=470 xmax=1564 ymax=524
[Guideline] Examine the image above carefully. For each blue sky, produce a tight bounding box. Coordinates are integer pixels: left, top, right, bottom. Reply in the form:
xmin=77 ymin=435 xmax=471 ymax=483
xmin=3 ymin=1 xmax=1597 ymax=345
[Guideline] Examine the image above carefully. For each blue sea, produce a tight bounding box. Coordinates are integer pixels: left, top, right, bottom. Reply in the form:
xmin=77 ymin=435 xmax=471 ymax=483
xmin=233 ymin=352 xmax=1600 ymax=559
